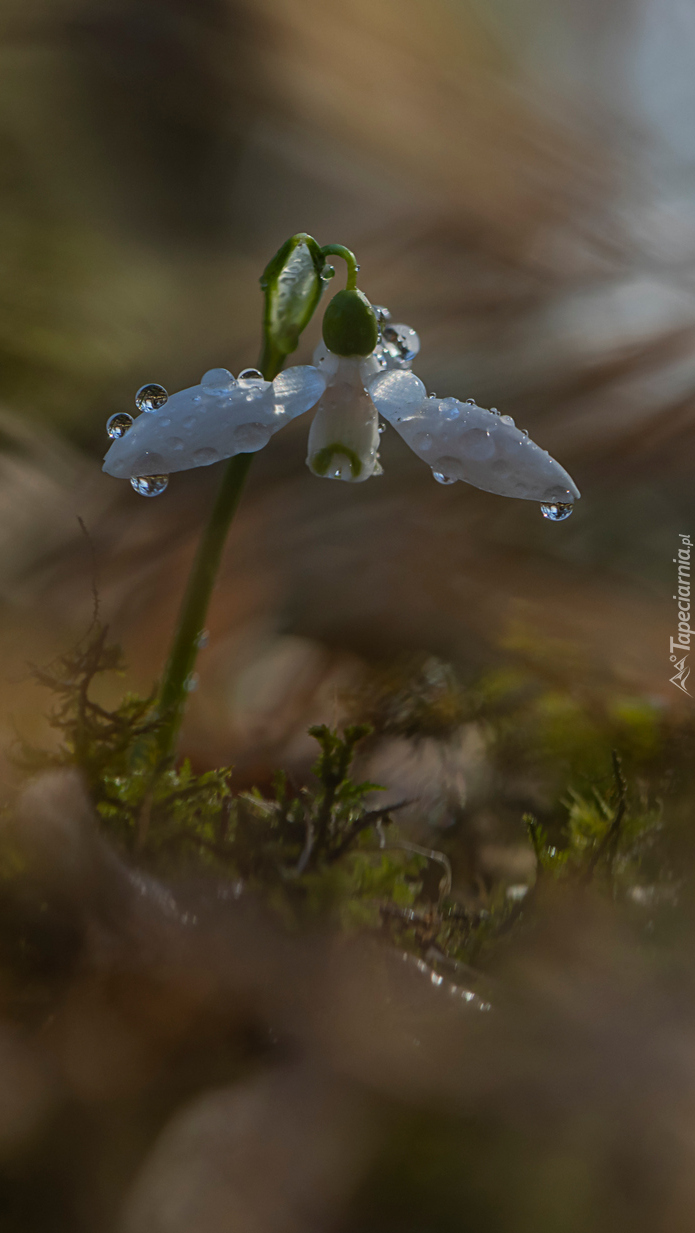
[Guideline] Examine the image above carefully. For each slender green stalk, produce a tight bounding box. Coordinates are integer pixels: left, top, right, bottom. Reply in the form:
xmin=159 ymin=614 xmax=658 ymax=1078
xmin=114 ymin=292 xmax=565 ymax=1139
xmin=320 ymin=245 xmax=359 ymax=290
xmin=154 ymin=348 xmax=285 ymax=764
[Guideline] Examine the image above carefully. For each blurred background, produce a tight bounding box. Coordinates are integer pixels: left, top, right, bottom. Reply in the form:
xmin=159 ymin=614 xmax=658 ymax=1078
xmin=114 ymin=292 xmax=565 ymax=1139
xmin=2 ymin=2 xmax=695 ymax=1231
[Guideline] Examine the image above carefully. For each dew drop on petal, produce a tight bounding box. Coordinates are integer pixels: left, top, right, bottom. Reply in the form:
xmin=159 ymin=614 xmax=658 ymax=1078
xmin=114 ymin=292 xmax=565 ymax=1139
xmin=130 ymin=474 xmax=169 ymax=497
xmin=106 ymin=412 xmax=133 ymax=439
xmin=202 ymin=368 xmax=234 ymax=388
xmin=373 ymin=305 xmax=391 ymax=323
xmin=461 ymin=427 xmax=495 ymax=461
xmin=540 ymin=502 xmax=574 ymax=521
xmin=500 ymin=414 xmax=515 ymax=426
xmin=192 ymin=446 xmax=219 ymax=465
xmin=440 ymin=397 xmax=460 ymax=419
xmin=238 ymin=368 xmax=264 ymax=381
xmin=432 ymin=470 xmax=456 ymax=485
xmin=135 ymin=383 xmax=168 ymax=413
xmin=231 ymin=422 xmax=271 ymax=451
xmin=465 ymin=398 xmax=476 ymax=405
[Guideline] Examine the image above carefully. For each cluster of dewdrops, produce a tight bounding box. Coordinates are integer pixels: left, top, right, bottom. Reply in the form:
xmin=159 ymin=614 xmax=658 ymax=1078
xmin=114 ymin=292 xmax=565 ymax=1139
xmin=105 ymin=306 xmax=573 ymax=522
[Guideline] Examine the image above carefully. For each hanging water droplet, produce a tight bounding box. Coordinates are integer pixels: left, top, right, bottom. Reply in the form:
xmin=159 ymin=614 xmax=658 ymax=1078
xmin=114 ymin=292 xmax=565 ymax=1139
xmin=466 ymin=398 xmax=476 ymax=405
xmin=322 ymin=265 xmax=335 ymax=281
xmin=135 ymin=383 xmax=168 ymax=413
xmin=106 ymin=412 xmax=133 ymax=439
xmin=238 ymin=368 xmax=263 ymax=381
xmin=373 ymin=460 xmax=384 ymax=476
xmin=185 ymin=673 xmax=199 ymax=692
xmin=373 ymin=305 xmax=391 ymax=324
xmin=521 ymin=428 xmax=529 ymax=437
xmin=196 ymin=629 xmax=210 ymax=649
xmin=432 ymin=470 xmax=456 ymax=485
xmin=540 ymin=502 xmax=573 ymax=521
xmin=378 ymin=423 xmax=386 ymax=434
xmin=130 ymin=474 xmax=169 ymax=497
xmin=354 ymin=264 xmax=361 ymax=271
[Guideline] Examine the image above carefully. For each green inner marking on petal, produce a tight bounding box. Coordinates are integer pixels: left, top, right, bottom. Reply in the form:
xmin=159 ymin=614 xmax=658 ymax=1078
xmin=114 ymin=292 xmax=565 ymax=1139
xmin=311 ymin=443 xmax=363 ymax=478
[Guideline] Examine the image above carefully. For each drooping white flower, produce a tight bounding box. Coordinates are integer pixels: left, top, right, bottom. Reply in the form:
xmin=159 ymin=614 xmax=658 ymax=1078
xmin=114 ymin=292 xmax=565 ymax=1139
xmin=102 ymin=311 xmax=580 ymax=517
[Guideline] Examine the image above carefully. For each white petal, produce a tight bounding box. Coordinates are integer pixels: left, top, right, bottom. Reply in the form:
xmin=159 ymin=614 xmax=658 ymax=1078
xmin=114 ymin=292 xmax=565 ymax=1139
xmin=103 ymin=366 xmax=326 ymax=478
xmin=306 ymin=357 xmax=379 ymax=483
xmin=369 ymin=370 xmax=580 ymax=503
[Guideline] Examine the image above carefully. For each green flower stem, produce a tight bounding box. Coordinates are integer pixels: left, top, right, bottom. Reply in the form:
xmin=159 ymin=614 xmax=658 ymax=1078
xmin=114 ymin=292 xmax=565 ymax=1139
xmin=153 ymin=346 xmax=285 ymax=764
xmin=320 ymin=245 xmax=359 ymax=291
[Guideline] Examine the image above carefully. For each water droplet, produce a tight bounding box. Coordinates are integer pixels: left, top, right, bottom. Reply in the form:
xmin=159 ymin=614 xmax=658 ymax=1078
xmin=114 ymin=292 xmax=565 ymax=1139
xmin=373 ymin=305 xmax=391 ymax=323
xmin=461 ymin=427 xmax=495 ymax=461
xmin=130 ymin=474 xmax=169 ymax=497
xmin=231 ymin=422 xmax=271 ymax=451
xmin=192 ymin=446 xmax=219 ymax=465
xmin=354 ymin=264 xmax=361 ymax=271
xmin=378 ymin=423 xmax=386 ymax=434
xmin=196 ymin=629 xmax=210 ymax=649
xmin=135 ymin=383 xmax=168 ymax=413
xmin=106 ymin=412 xmax=133 ymax=439
xmin=466 ymin=398 xmax=476 ymax=405
xmin=373 ymin=460 xmax=384 ymax=476
xmin=428 ymin=393 xmax=437 ymax=399
xmin=238 ymin=368 xmax=263 ymax=381
xmin=382 ymin=324 xmax=419 ymax=363
xmin=432 ymin=470 xmax=456 ymax=485
xmin=182 ymin=415 xmax=197 ymax=430
xmin=521 ymin=428 xmax=529 ymax=437
xmin=540 ymin=502 xmax=574 ymax=521
xmin=500 ymin=414 xmax=515 ymax=426
xmin=202 ymin=368 xmax=234 ymax=389
xmin=167 ymin=437 xmax=184 ymax=450
xmin=185 ymin=673 xmax=199 ymax=692
xmin=322 ymin=265 xmax=335 ymax=281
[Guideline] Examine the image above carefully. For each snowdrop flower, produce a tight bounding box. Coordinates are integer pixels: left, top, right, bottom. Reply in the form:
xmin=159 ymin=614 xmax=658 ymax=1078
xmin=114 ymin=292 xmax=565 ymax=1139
xmin=103 ymin=289 xmax=579 ymax=517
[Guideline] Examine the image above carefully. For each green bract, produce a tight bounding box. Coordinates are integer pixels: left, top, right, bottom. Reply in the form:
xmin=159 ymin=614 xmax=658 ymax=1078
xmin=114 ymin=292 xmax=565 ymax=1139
xmin=322 ymin=289 xmax=379 ymax=357
xmin=260 ymin=233 xmax=326 ymax=369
